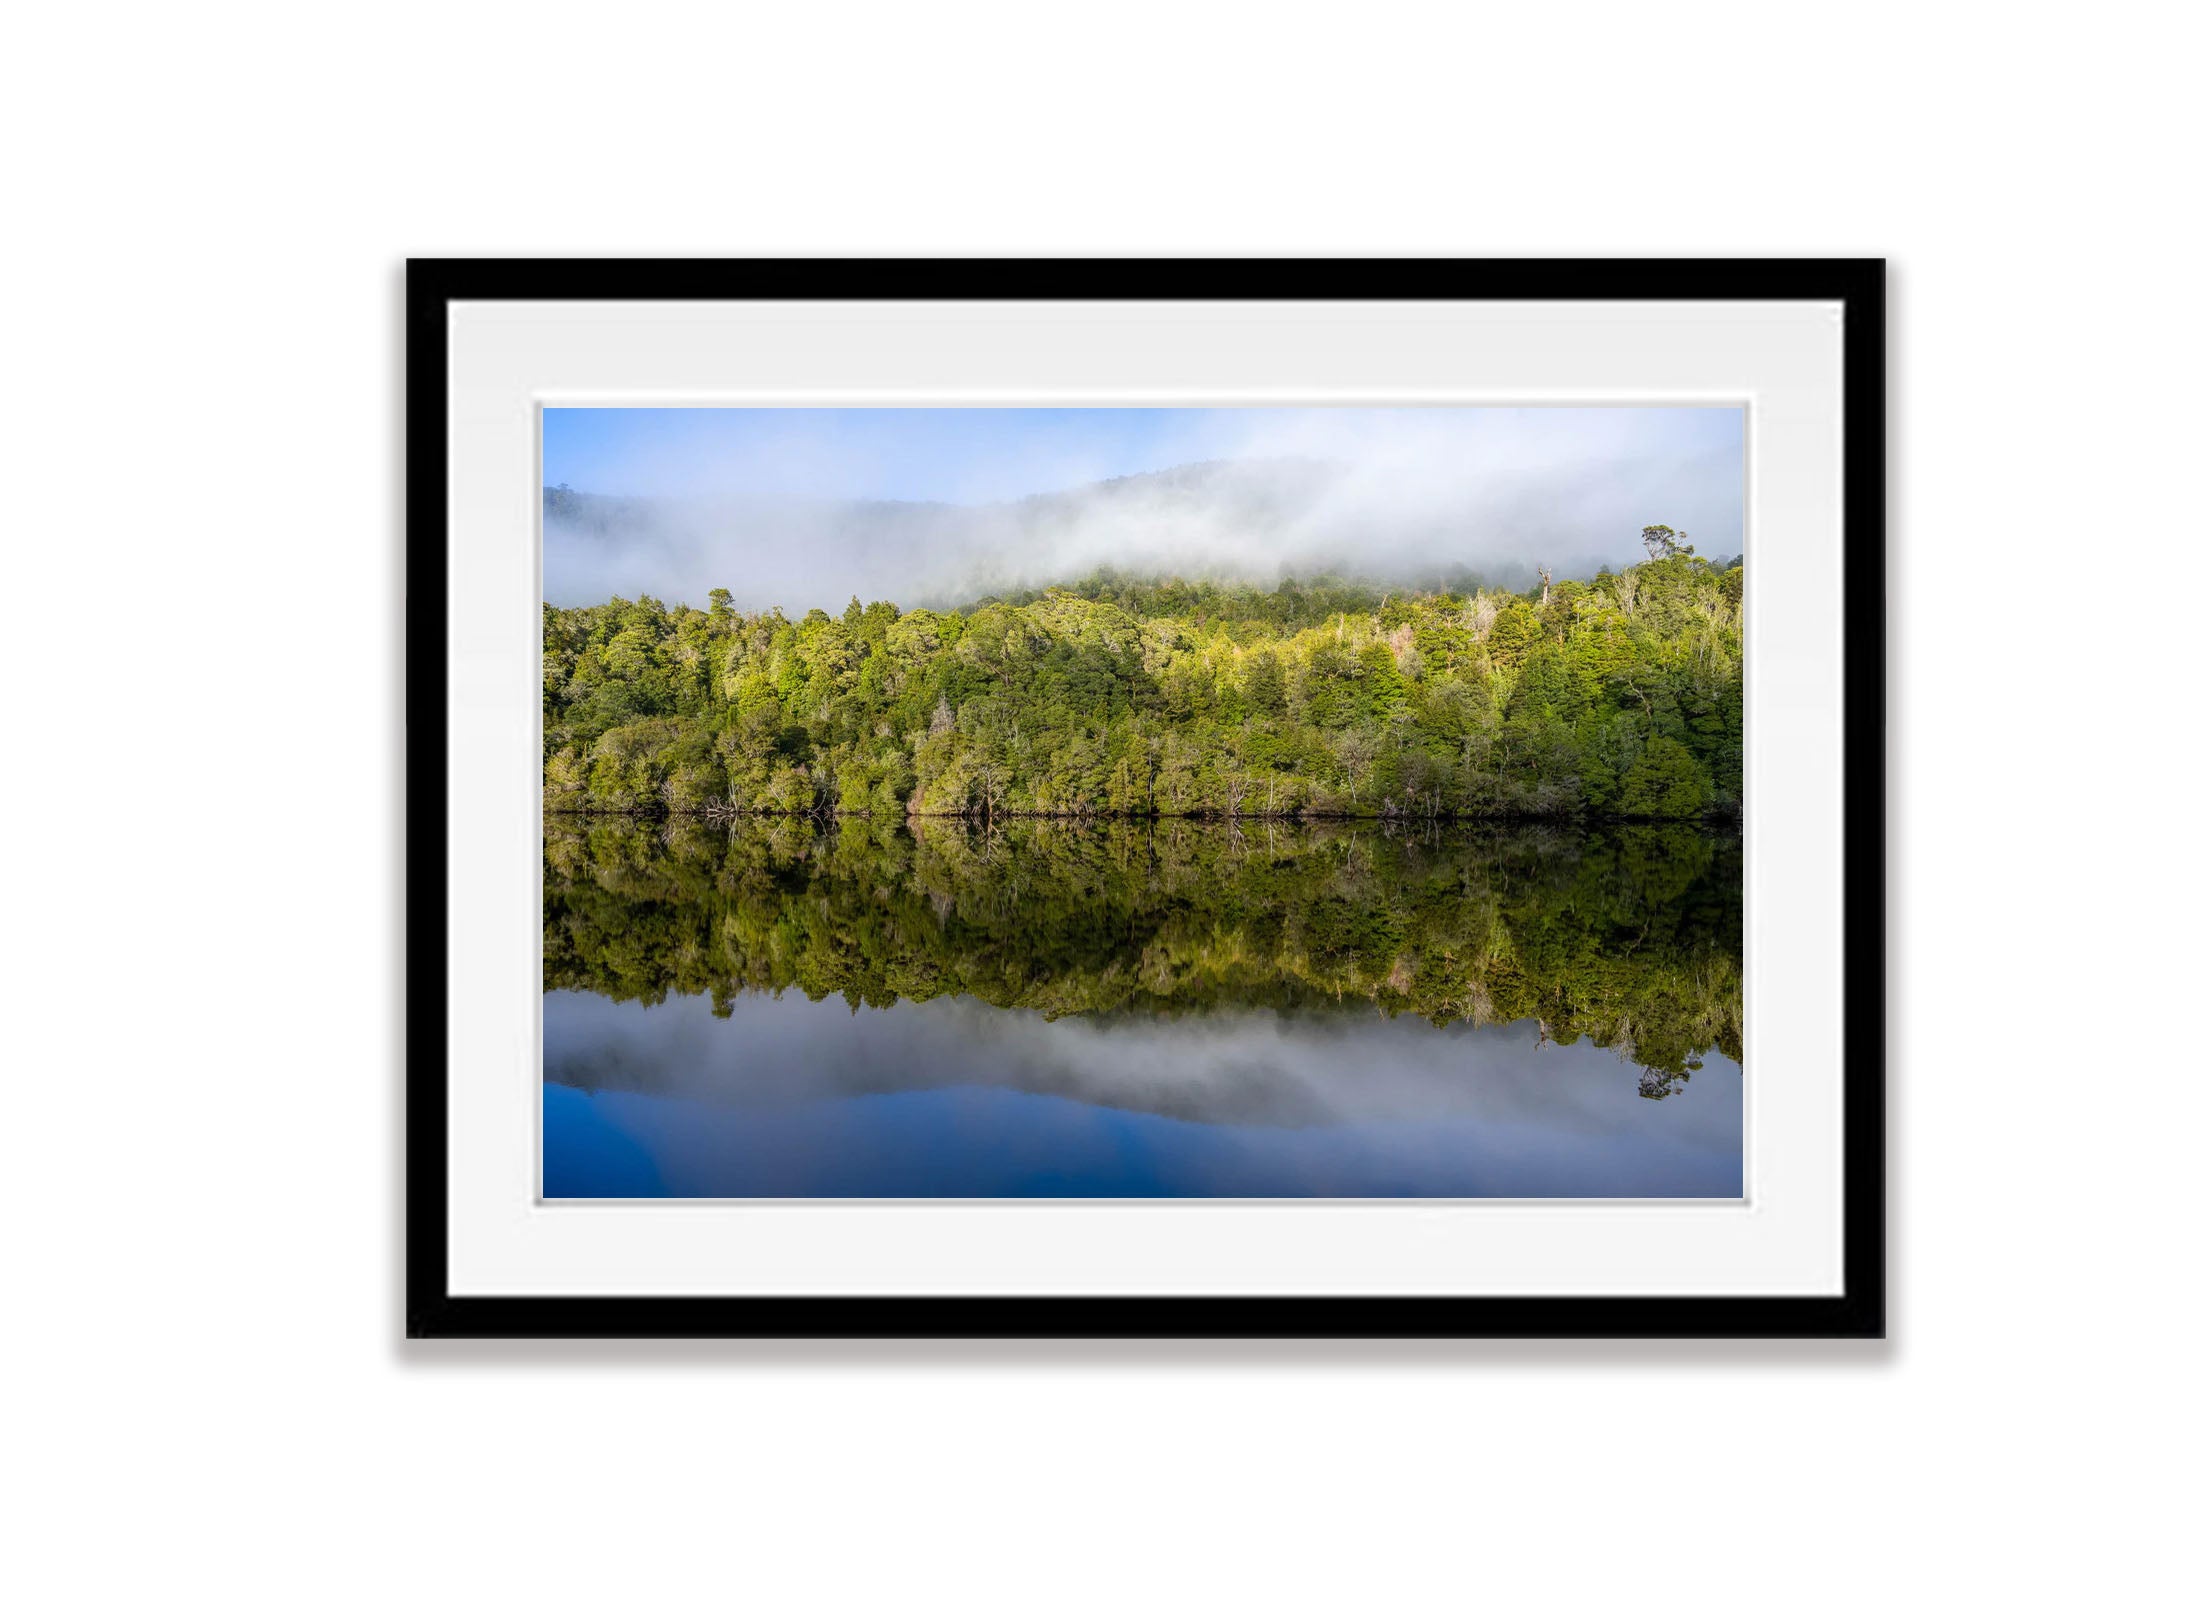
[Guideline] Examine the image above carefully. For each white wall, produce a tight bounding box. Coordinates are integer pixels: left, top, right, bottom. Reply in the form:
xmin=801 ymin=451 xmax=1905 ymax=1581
xmin=6 ymin=5 xmax=2190 ymax=1595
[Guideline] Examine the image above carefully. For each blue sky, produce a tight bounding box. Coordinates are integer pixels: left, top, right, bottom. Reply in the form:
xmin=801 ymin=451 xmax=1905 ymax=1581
xmin=545 ymin=404 xmax=1744 ymax=508
xmin=541 ymin=405 xmax=1746 ymax=609
xmin=547 ymin=406 xmax=1255 ymax=504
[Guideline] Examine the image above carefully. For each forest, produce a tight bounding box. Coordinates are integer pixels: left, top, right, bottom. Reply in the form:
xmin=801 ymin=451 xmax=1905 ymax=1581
xmin=545 ymin=815 xmax=1742 ymax=1099
xmin=542 ymin=527 xmax=1743 ymax=822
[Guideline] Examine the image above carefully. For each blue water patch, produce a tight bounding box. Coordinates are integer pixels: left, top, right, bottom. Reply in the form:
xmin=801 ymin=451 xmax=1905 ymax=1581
xmin=541 ymin=990 xmax=1742 ymax=1200
xmin=544 ymin=1081 xmax=666 ymax=1199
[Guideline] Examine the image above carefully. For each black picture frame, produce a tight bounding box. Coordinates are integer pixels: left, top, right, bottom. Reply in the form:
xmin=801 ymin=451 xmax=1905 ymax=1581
xmin=406 ymin=258 xmax=1885 ymax=1339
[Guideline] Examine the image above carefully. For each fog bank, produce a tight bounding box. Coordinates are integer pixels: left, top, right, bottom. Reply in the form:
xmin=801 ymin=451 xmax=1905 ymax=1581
xmin=544 ymin=406 xmax=1745 ymax=611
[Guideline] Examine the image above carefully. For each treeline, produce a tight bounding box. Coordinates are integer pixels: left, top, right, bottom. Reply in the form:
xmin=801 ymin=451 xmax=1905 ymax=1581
xmin=984 ymin=569 xmax=1394 ymax=630
xmin=545 ymin=816 xmax=1742 ymax=1095
xmin=543 ymin=540 xmax=1743 ymax=821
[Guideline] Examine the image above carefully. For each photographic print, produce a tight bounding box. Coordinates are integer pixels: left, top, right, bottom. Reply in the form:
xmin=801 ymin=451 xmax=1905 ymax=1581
xmin=540 ymin=404 xmax=1748 ymax=1201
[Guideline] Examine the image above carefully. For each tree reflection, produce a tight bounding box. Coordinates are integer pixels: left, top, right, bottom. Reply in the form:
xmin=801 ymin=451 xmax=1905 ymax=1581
xmin=544 ymin=816 xmax=1741 ymax=1097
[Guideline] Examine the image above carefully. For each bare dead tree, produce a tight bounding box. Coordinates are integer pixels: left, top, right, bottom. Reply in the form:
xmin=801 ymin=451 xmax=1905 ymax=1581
xmin=1613 ymin=570 xmax=1640 ymax=618
xmin=1469 ymin=592 xmax=1499 ymax=641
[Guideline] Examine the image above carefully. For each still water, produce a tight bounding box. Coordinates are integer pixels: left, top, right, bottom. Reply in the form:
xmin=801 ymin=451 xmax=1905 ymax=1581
xmin=543 ymin=816 xmax=1742 ymax=1199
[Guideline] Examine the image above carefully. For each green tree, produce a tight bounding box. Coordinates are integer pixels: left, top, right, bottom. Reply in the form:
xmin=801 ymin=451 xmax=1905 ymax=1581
xmin=1245 ymin=649 xmax=1288 ymax=716
xmin=1620 ymin=736 xmax=1710 ymax=817
xmin=1486 ymin=604 xmax=1542 ymax=669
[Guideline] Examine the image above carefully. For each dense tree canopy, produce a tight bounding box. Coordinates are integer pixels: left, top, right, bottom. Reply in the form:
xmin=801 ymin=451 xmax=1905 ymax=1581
xmin=543 ymin=547 xmax=1742 ymax=821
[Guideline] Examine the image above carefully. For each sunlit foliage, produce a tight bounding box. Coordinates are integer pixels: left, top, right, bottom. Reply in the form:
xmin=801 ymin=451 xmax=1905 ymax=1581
xmin=544 ymin=548 xmax=1742 ymax=821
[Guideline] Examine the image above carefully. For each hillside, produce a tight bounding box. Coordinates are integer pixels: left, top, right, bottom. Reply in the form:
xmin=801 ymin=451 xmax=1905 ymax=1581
xmin=542 ymin=542 xmax=1742 ymax=821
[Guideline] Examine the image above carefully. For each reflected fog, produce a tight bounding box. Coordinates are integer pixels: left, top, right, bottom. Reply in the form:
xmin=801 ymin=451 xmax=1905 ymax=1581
xmin=543 ymin=816 xmax=1742 ymax=1199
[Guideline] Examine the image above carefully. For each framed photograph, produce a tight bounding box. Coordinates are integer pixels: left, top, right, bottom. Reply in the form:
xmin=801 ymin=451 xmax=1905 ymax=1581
xmin=407 ymin=259 xmax=1884 ymax=1338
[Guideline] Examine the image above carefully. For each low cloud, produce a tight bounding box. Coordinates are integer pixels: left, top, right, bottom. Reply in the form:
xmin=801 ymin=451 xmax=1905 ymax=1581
xmin=544 ymin=406 xmax=1745 ymax=611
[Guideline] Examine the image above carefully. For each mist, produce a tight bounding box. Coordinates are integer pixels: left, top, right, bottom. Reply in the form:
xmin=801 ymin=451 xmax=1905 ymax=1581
xmin=543 ymin=406 xmax=1746 ymax=612
xmin=545 ymin=988 xmax=1738 ymax=1134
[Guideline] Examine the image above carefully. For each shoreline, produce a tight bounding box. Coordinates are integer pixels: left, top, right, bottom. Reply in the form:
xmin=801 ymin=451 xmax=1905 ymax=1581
xmin=545 ymin=803 xmax=1741 ymax=826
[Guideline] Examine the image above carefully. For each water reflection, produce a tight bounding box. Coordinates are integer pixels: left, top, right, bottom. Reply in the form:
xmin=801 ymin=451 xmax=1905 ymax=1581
xmin=543 ymin=816 xmax=1742 ymax=1198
